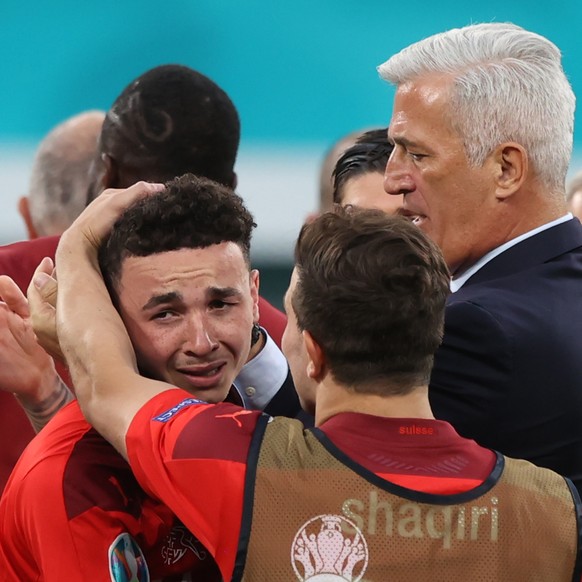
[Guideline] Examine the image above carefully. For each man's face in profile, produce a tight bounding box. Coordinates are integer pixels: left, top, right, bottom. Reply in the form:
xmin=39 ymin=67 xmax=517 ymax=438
xmin=114 ymin=242 xmax=259 ymax=403
xmin=339 ymin=171 xmax=403 ymax=215
xmin=281 ymin=269 xmax=316 ymax=414
xmin=385 ymin=75 xmax=500 ymax=274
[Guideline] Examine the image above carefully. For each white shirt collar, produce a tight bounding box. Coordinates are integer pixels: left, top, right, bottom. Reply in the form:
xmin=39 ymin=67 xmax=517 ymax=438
xmin=233 ymin=328 xmax=289 ymax=410
xmin=450 ymin=214 xmax=573 ymax=293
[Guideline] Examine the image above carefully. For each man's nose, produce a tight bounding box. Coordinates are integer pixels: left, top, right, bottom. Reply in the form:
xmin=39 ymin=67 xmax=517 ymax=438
xmin=384 ymin=152 xmax=415 ymax=196
xmin=184 ymin=317 xmax=219 ymax=356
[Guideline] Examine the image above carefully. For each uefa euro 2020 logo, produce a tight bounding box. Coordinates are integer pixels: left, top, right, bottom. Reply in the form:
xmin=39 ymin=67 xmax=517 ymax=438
xmin=291 ymin=514 xmax=369 ymax=581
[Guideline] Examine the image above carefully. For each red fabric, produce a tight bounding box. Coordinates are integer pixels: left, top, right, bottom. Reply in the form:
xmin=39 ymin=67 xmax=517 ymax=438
xmin=0 ymin=236 xmax=60 ymax=293
xmin=126 ymin=390 xmax=495 ymax=581
xmin=0 ymin=401 xmax=217 ymax=581
xmin=0 ymin=393 xmax=35 ymax=496
xmin=257 ymin=296 xmax=286 ymax=347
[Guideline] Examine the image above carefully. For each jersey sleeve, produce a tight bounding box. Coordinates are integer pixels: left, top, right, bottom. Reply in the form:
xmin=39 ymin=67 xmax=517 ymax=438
xmin=126 ymin=389 xmax=264 ymax=581
xmin=257 ymin=296 xmax=287 ymax=347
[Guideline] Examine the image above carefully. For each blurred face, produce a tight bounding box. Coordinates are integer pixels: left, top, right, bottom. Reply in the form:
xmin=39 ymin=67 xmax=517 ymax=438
xmin=115 ymin=243 xmax=259 ymax=403
xmin=570 ymin=190 xmax=582 ymax=221
xmin=281 ymin=269 xmax=316 ymax=414
xmin=340 ymin=172 xmax=403 ymax=214
xmin=384 ymin=75 xmax=500 ymax=275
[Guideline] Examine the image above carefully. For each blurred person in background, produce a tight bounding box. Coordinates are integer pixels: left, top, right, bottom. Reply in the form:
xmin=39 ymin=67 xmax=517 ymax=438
xmin=332 ymin=127 xmax=402 ymax=214
xmin=18 ymin=111 xmax=105 ymax=239
xmin=566 ymin=169 xmax=582 ymax=221
xmin=0 ymin=110 xmax=104 ymax=492
xmin=318 ymin=128 xmax=366 ymax=212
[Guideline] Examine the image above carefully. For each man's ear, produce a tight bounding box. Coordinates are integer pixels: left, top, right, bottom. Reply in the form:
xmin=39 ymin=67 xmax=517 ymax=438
xmin=101 ymin=153 xmax=120 ymax=190
xmin=303 ymin=330 xmax=325 ymax=382
xmin=18 ymin=196 xmax=38 ymax=239
xmin=250 ymin=269 xmax=260 ymax=323
xmin=492 ymin=142 xmax=528 ymax=201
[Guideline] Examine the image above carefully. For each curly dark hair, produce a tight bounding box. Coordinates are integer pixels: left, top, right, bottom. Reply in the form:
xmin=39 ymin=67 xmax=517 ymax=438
xmin=332 ymin=128 xmax=393 ymax=204
xmin=98 ymin=173 xmax=256 ymax=299
xmin=292 ymin=207 xmax=450 ymax=394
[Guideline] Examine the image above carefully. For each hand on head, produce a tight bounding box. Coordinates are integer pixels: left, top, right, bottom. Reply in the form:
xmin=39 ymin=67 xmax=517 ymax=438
xmin=59 ymin=181 xmax=165 ymax=255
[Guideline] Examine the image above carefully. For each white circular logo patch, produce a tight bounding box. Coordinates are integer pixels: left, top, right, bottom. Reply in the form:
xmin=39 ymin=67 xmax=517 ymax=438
xmin=291 ymin=514 xmax=368 ymax=581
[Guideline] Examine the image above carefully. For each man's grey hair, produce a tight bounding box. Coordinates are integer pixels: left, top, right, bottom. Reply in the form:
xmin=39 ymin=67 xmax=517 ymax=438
xmin=28 ymin=111 xmax=105 ymax=236
xmin=378 ymin=23 xmax=575 ymax=194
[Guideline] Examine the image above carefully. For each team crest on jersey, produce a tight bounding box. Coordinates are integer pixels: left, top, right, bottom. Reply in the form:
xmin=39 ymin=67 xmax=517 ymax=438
xmin=291 ymin=514 xmax=368 ymax=581
xmin=109 ymin=532 xmax=150 ymax=582
xmin=161 ymin=523 xmax=208 ymax=565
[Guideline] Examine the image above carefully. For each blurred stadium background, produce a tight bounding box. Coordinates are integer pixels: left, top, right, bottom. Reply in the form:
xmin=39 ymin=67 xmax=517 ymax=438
xmin=2 ymin=1 xmax=582 ymax=306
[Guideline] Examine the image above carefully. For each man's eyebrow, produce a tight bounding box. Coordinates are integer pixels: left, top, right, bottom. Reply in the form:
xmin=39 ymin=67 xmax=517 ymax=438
xmin=142 ymin=291 xmax=183 ymax=311
xmin=208 ymin=286 xmax=243 ymax=300
xmin=389 ymin=135 xmax=418 ymax=149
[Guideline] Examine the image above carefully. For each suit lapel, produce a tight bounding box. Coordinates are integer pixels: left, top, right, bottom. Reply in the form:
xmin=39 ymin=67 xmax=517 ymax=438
xmin=462 ymin=219 xmax=582 ymax=288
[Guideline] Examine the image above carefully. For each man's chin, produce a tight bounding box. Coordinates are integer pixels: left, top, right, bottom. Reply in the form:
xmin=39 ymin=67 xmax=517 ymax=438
xmin=138 ymin=366 xmax=233 ymax=404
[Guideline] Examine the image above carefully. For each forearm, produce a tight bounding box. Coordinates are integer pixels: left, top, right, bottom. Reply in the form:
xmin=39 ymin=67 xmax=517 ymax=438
xmin=16 ymin=373 xmax=74 ymax=433
xmin=56 ymin=233 xmax=165 ymax=455
xmin=56 ymin=241 xmax=138 ymax=441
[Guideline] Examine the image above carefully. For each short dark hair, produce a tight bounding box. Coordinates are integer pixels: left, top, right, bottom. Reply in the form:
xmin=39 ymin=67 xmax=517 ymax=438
xmin=332 ymin=128 xmax=393 ymax=204
xmin=98 ymin=174 xmax=256 ymax=299
xmin=99 ymin=64 xmax=240 ymax=191
xmin=292 ymin=207 xmax=450 ymax=394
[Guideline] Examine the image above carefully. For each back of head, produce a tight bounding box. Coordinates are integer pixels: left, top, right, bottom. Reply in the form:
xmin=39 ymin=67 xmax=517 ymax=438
xmin=92 ymin=65 xmax=240 ymax=200
xmin=319 ymin=130 xmax=367 ymax=212
xmin=99 ymin=173 xmax=255 ymax=298
xmin=332 ymin=128 xmax=393 ymax=204
xmin=25 ymin=111 xmax=104 ymax=237
xmin=292 ymin=207 xmax=450 ymax=394
xmin=378 ymin=22 xmax=575 ymax=194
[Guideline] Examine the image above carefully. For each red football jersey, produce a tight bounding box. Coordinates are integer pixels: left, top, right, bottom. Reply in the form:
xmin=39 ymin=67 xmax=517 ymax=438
xmin=0 ymin=400 xmax=219 ymax=581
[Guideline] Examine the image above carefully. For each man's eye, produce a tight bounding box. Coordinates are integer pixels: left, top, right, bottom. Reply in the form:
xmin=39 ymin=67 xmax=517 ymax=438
xmin=210 ymin=300 xmax=234 ymax=309
xmin=152 ymin=310 xmax=175 ymax=320
xmin=409 ymin=152 xmax=426 ymax=161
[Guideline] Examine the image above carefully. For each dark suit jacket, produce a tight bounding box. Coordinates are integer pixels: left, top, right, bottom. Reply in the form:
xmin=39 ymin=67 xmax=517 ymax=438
xmin=430 ymin=218 xmax=582 ymax=494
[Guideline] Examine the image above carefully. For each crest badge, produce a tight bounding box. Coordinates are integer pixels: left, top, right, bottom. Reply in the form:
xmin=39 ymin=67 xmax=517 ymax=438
xmin=109 ymin=532 xmax=150 ymax=582
xmin=161 ymin=523 xmax=208 ymax=565
xmin=291 ymin=514 xmax=368 ymax=581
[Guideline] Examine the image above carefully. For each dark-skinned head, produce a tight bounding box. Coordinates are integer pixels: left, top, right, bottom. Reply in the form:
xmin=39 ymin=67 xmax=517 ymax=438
xmin=87 ymin=65 xmax=240 ymax=203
